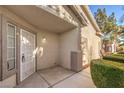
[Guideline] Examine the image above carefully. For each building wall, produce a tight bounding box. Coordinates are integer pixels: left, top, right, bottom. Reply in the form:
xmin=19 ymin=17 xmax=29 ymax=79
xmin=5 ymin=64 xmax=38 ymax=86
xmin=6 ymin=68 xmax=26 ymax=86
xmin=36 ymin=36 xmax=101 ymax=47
xmin=60 ymin=28 xmax=80 ymax=69
xmin=80 ymin=6 xmax=101 ymax=61
xmin=36 ymin=31 xmax=59 ymax=70
xmin=81 ymin=23 xmax=101 ymax=62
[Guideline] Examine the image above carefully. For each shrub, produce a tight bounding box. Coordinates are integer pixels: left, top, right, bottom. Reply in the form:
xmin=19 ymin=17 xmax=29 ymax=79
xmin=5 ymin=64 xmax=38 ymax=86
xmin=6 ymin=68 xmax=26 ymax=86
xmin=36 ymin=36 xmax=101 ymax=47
xmin=91 ymin=59 xmax=124 ymax=88
xmin=112 ymin=54 xmax=124 ymax=57
xmin=118 ymin=52 xmax=124 ymax=54
xmin=103 ymin=55 xmax=124 ymax=63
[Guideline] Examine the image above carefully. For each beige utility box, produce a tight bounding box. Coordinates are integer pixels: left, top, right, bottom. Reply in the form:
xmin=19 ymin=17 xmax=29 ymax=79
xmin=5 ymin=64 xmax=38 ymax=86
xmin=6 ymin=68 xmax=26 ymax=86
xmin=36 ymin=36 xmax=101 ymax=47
xmin=71 ymin=51 xmax=83 ymax=72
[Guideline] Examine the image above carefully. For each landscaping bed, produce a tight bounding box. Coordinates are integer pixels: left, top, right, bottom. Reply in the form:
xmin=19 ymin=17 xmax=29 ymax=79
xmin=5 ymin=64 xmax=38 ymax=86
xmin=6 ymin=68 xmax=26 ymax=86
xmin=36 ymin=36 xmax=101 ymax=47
xmin=91 ymin=59 xmax=124 ymax=88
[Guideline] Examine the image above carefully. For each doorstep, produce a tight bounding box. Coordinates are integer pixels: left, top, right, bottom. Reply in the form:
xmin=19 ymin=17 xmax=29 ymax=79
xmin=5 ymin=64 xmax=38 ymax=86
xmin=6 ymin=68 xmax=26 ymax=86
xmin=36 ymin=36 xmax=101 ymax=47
xmin=16 ymin=73 xmax=49 ymax=88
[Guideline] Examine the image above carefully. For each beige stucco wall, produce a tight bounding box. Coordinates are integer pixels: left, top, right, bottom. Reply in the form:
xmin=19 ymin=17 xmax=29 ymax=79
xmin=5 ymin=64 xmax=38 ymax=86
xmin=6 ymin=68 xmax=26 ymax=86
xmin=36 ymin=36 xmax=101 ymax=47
xmin=37 ymin=31 xmax=59 ymax=70
xmin=0 ymin=74 xmax=16 ymax=88
xmin=80 ymin=6 xmax=101 ymax=62
xmin=81 ymin=26 xmax=101 ymax=61
xmin=59 ymin=28 xmax=80 ymax=69
xmin=92 ymin=35 xmax=101 ymax=59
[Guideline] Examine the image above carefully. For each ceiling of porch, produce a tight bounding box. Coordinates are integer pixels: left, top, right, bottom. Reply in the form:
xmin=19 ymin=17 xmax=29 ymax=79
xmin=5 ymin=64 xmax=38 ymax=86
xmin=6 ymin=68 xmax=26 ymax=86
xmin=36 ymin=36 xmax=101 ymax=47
xmin=4 ymin=5 xmax=76 ymax=33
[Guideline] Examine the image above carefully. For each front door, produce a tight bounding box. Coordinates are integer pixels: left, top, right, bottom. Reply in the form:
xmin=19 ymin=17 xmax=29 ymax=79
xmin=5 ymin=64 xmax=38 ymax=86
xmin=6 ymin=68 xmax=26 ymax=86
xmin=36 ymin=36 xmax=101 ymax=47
xmin=20 ymin=29 xmax=35 ymax=81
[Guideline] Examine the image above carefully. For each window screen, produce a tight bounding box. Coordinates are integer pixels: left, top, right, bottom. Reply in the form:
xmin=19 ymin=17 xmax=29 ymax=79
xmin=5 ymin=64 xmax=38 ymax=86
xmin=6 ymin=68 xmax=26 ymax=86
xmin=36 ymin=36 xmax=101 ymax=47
xmin=7 ymin=24 xmax=16 ymax=71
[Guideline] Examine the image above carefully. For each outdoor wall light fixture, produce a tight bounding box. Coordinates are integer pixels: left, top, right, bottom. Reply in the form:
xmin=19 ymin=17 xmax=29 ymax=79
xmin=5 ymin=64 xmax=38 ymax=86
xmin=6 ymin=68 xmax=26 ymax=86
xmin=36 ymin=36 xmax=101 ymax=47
xmin=42 ymin=37 xmax=47 ymax=43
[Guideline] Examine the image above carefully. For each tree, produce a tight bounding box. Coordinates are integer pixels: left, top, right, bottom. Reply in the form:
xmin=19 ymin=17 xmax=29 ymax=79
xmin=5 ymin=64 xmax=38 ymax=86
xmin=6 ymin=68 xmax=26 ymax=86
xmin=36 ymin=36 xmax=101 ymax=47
xmin=117 ymin=6 xmax=124 ymax=39
xmin=94 ymin=8 xmax=108 ymax=34
xmin=94 ymin=8 xmax=119 ymax=42
xmin=94 ymin=8 xmax=121 ymax=53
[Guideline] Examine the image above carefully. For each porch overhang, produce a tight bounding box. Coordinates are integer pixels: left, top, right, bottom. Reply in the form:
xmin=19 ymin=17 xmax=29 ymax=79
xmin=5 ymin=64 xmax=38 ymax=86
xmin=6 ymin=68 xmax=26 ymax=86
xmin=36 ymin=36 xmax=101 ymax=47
xmin=4 ymin=5 xmax=77 ymax=33
xmin=67 ymin=6 xmax=88 ymax=26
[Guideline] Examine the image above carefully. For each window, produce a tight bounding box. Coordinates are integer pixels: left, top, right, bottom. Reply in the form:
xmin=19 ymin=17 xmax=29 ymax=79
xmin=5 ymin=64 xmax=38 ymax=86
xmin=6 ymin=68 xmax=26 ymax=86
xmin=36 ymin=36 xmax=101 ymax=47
xmin=109 ymin=46 xmax=112 ymax=52
xmin=7 ymin=23 xmax=16 ymax=71
xmin=1 ymin=17 xmax=17 ymax=80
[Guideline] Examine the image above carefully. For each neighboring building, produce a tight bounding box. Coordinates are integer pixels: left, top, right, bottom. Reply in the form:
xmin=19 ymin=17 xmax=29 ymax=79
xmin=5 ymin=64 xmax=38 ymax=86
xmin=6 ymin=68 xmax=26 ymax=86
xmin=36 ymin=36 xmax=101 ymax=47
xmin=102 ymin=40 xmax=119 ymax=54
xmin=0 ymin=5 xmax=102 ymax=87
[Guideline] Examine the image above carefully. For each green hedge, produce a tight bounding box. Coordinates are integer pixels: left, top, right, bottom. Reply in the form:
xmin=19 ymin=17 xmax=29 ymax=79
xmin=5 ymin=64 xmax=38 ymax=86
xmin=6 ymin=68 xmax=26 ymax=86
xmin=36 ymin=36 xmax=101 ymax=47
xmin=91 ymin=59 xmax=124 ymax=88
xmin=112 ymin=54 xmax=124 ymax=57
xmin=103 ymin=55 xmax=124 ymax=63
xmin=118 ymin=52 xmax=124 ymax=54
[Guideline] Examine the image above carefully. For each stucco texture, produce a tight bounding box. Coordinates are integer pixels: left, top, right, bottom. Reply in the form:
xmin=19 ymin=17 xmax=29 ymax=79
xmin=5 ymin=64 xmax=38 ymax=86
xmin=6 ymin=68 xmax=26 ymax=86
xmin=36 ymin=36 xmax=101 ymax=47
xmin=36 ymin=32 xmax=59 ymax=70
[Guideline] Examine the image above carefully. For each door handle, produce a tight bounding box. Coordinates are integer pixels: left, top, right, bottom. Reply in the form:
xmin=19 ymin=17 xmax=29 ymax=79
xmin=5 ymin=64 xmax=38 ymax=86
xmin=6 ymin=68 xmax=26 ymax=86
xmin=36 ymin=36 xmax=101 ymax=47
xmin=22 ymin=53 xmax=25 ymax=63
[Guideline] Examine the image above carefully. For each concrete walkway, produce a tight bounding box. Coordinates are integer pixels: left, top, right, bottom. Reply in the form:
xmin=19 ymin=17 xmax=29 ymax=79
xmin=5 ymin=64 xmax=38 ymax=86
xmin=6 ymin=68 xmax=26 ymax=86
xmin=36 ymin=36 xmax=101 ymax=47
xmin=16 ymin=66 xmax=96 ymax=88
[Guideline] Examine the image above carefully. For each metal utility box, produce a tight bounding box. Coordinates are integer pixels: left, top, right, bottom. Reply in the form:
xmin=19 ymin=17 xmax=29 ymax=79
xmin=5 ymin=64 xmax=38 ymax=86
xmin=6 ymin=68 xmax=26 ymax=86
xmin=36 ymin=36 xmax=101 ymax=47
xmin=71 ymin=51 xmax=83 ymax=72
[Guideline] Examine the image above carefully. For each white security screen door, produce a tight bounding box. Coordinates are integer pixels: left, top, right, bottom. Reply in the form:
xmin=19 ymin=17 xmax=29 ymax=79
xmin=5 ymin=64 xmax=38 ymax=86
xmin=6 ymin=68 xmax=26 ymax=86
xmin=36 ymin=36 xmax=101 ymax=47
xmin=20 ymin=29 xmax=35 ymax=81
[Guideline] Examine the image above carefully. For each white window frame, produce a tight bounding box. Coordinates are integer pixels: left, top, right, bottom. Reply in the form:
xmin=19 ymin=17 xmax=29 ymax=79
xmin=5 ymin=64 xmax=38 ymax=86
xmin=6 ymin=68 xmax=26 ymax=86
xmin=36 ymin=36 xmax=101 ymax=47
xmin=7 ymin=23 xmax=16 ymax=71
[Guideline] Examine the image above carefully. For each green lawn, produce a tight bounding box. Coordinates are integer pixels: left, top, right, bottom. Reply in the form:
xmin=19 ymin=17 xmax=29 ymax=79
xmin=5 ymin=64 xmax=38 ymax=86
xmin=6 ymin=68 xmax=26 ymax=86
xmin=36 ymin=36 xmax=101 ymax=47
xmin=91 ymin=59 xmax=124 ymax=88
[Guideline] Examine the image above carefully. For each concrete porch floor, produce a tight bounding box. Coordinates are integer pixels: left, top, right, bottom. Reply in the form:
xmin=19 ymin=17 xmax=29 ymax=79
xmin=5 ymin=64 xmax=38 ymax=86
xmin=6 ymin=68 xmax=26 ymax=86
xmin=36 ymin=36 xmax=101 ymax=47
xmin=16 ymin=66 xmax=96 ymax=88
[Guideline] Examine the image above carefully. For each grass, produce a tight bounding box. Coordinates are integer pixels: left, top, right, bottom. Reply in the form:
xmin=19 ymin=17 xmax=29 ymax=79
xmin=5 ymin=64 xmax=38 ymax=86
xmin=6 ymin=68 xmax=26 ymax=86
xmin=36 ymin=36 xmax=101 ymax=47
xmin=91 ymin=59 xmax=124 ymax=88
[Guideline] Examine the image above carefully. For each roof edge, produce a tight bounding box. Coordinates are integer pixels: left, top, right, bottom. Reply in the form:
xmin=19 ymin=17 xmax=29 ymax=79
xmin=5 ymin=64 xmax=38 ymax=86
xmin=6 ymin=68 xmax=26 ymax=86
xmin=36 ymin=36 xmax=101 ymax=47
xmin=81 ymin=5 xmax=103 ymax=37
